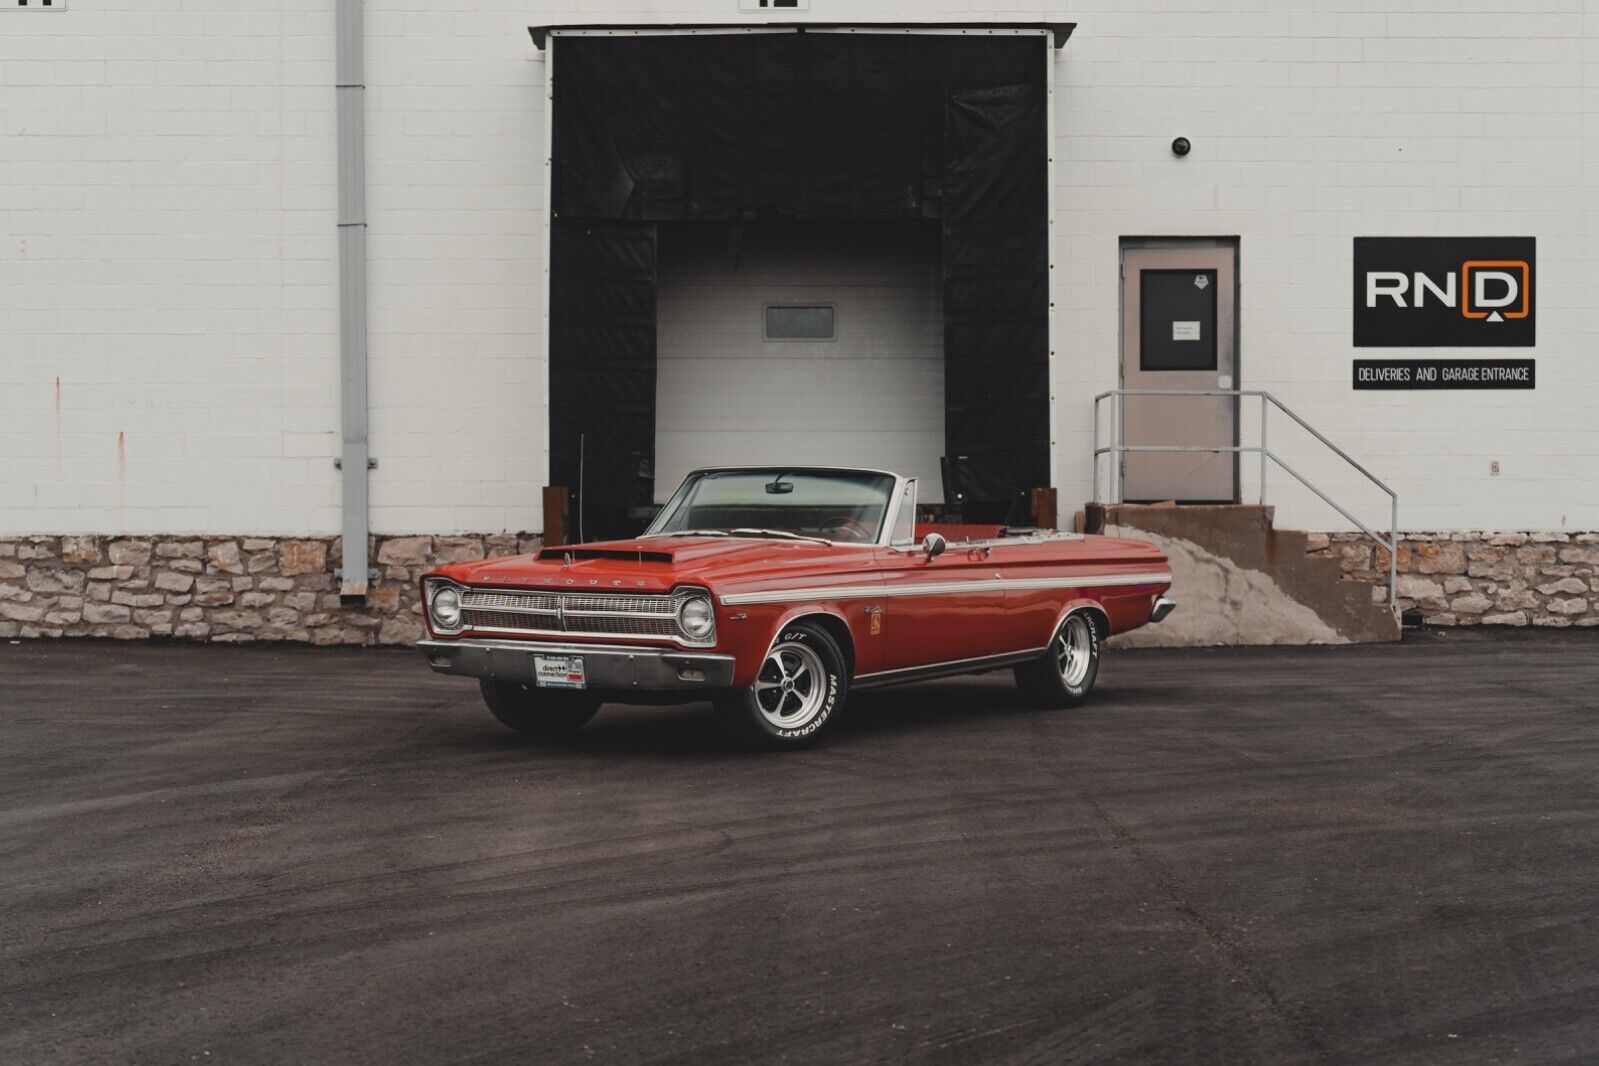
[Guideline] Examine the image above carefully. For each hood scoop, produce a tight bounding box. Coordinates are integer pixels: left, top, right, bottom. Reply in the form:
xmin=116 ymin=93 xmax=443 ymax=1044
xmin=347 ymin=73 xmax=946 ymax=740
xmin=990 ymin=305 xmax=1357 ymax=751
xmin=536 ymin=547 xmax=674 ymax=565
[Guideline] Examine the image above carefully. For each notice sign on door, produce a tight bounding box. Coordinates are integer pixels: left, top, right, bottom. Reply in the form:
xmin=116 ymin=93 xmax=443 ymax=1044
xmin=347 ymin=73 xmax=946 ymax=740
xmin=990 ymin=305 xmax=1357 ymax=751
xmin=1171 ymin=320 xmax=1201 ymax=341
xmin=1353 ymin=237 xmax=1535 ymax=347
xmin=1353 ymin=359 xmax=1535 ymax=390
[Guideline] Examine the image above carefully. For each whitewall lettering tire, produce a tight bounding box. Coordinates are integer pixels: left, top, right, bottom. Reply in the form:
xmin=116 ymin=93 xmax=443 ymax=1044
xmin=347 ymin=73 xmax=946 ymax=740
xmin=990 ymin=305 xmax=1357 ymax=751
xmin=718 ymin=621 xmax=847 ymax=749
xmin=1014 ymin=612 xmax=1101 ymax=708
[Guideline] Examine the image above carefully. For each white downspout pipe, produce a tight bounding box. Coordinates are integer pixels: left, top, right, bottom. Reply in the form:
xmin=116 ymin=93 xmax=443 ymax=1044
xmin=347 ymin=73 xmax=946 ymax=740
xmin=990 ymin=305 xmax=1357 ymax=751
xmin=335 ymin=0 xmax=371 ymax=598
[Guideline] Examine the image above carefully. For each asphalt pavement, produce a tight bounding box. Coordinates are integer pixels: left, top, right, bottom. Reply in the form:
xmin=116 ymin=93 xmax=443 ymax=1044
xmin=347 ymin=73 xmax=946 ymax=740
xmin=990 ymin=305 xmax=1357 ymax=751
xmin=3 ymin=631 xmax=1597 ymax=1063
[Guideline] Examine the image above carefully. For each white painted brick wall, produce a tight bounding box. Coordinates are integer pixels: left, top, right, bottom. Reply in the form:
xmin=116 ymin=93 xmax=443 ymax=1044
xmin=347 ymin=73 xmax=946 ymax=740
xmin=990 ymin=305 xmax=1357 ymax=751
xmin=0 ymin=0 xmax=544 ymax=535
xmin=2 ymin=2 xmax=342 ymax=535
xmin=1051 ymin=1 xmax=1599 ymax=534
xmin=362 ymin=0 xmax=546 ymax=535
xmin=654 ymin=221 xmax=945 ymax=504
xmin=4 ymin=0 xmax=1597 ymax=536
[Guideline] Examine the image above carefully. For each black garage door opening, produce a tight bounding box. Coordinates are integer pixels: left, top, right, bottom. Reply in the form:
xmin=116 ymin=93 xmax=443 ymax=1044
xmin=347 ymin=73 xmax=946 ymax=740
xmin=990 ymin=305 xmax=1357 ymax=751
xmin=546 ymin=29 xmax=1053 ymax=539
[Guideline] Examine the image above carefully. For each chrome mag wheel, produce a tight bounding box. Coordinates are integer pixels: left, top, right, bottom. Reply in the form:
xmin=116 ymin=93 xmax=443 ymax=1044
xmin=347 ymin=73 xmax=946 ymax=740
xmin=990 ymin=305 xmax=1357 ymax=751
xmin=1055 ymin=614 xmax=1095 ymax=688
xmin=1014 ymin=610 xmax=1101 ymax=708
xmin=754 ymin=641 xmax=828 ymax=730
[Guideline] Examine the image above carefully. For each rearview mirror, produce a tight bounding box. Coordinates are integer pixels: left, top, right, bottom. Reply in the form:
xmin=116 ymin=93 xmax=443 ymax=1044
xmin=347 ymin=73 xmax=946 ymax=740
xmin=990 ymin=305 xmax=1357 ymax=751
xmin=922 ymin=532 xmax=946 ymax=560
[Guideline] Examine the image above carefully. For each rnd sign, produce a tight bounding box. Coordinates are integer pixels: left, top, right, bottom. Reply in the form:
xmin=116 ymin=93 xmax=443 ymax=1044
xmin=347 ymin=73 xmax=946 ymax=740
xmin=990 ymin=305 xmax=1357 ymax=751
xmin=1353 ymin=237 xmax=1535 ymax=347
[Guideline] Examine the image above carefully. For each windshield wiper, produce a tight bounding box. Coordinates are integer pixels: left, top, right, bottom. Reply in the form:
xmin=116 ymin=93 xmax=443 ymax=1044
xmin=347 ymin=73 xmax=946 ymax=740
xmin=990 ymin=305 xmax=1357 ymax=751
xmin=729 ymin=528 xmax=832 ymax=545
xmin=640 ymin=528 xmax=833 ymax=544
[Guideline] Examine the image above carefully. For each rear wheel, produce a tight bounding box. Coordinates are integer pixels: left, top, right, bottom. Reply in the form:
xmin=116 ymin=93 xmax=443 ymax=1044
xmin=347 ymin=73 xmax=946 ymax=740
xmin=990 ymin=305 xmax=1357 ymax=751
xmin=1015 ymin=611 xmax=1101 ymax=708
xmin=718 ymin=622 xmax=847 ymax=749
xmin=479 ymin=679 xmax=601 ymax=739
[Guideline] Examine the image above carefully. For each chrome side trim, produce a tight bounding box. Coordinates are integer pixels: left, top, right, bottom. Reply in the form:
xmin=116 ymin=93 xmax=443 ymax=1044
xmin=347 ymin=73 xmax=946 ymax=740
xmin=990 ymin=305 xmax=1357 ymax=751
xmin=720 ymin=571 xmax=1172 ymax=607
xmin=853 ymin=647 xmax=1047 ymax=690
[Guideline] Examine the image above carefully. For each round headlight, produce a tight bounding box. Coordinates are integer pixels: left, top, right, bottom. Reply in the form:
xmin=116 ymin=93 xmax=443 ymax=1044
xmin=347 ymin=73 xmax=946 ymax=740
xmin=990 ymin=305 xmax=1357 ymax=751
xmin=430 ymin=586 xmax=463 ymax=630
xmin=678 ymin=595 xmax=714 ymax=640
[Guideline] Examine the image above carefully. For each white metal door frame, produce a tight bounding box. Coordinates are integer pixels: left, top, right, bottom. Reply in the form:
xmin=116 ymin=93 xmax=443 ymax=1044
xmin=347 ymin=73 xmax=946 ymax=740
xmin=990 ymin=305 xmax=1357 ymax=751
xmin=535 ymin=25 xmax=1064 ymax=530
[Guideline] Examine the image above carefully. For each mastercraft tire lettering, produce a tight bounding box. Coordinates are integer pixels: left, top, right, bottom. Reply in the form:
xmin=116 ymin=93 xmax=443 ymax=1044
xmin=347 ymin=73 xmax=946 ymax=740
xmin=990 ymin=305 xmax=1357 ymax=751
xmin=1014 ymin=611 xmax=1102 ymax=708
xmin=719 ymin=622 xmax=848 ymax=749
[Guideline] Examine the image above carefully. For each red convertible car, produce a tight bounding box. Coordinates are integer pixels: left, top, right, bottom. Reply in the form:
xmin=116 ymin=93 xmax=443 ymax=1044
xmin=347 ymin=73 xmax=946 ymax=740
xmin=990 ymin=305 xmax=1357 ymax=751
xmin=419 ymin=467 xmax=1174 ymax=748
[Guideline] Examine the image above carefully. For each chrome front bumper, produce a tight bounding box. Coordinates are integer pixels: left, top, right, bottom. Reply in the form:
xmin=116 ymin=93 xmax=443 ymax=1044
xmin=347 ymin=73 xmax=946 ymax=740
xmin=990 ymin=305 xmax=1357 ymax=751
xmin=418 ymin=638 xmax=737 ymax=691
xmin=1149 ymin=595 xmax=1177 ymax=624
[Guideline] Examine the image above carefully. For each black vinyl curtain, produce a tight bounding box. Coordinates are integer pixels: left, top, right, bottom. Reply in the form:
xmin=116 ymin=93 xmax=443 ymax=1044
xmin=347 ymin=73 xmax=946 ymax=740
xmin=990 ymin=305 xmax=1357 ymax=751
xmin=549 ymin=220 xmax=657 ymax=515
xmin=941 ymin=84 xmax=1051 ymax=508
xmin=550 ymin=33 xmax=1050 ymax=518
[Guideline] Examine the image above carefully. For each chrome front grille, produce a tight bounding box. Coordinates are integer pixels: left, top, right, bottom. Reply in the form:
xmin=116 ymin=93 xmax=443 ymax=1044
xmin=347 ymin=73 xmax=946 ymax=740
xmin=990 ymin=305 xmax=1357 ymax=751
xmin=459 ymin=608 xmax=556 ymax=632
xmin=466 ymin=590 xmax=561 ymax=613
xmin=458 ymin=588 xmax=700 ymax=644
xmin=563 ymin=593 xmax=679 ymax=614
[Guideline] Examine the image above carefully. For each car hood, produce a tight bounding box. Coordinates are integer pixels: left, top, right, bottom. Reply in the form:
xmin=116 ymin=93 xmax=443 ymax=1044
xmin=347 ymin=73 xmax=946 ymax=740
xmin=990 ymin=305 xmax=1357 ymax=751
xmin=428 ymin=535 xmax=872 ymax=594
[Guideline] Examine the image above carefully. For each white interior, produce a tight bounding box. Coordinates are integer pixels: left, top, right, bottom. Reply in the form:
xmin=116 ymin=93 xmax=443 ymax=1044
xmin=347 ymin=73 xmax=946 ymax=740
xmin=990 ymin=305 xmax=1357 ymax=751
xmin=654 ymin=220 xmax=946 ymax=505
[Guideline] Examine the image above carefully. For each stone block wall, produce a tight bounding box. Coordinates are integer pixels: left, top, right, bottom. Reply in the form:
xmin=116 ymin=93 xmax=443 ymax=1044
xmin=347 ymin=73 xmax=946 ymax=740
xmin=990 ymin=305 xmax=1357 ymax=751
xmin=0 ymin=534 xmax=541 ymax=645
xmin=1310 ymin=532 xmax=1599 ymax=628
xmin=7 ymin=528 xmax=1596 ymax=644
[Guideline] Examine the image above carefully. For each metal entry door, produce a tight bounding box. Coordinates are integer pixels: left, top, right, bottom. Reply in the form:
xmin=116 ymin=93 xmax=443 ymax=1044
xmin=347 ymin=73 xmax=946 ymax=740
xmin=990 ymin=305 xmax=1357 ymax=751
xmin=1120 ymin=245 xmax=1237 ymax=502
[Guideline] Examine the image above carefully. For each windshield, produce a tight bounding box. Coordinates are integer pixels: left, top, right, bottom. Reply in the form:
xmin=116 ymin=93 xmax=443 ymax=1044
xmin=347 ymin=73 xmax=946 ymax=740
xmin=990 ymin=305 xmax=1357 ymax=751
xmin=646 ymin=470 xmax=896 ymax=544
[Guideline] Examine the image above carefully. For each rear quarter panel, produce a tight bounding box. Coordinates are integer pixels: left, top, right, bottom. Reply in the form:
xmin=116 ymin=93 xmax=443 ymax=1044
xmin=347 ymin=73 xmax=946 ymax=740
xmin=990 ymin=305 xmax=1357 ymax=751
xmin=998 ymin=536 xmax=1172 ymax=648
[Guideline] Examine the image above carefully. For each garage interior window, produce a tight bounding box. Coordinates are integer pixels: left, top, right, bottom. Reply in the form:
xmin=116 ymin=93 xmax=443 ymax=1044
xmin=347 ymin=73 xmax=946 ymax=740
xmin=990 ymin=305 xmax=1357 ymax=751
xmin=656 ymin=220 xmax=944 ymax=508
xmin=764 ymin=305 xmax=835 ymax=341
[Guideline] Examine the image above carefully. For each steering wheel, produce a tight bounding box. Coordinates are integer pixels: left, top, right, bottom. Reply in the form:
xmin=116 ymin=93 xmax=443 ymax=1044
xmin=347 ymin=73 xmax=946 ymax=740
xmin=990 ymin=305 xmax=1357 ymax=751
xmin=817 ymin=515 xmax=872 ymax=542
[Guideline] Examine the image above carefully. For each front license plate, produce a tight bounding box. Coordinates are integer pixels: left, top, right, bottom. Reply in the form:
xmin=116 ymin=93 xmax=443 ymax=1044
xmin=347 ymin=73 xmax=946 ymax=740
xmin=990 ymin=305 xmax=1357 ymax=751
xmin=533 ymin=655 xmax=586 ymax=690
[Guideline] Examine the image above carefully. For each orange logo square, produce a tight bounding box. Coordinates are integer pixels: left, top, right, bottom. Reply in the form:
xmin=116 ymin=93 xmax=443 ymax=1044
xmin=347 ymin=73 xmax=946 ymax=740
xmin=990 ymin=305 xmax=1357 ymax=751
xmin=1460 ymin=260 xmax=1530 ymax=320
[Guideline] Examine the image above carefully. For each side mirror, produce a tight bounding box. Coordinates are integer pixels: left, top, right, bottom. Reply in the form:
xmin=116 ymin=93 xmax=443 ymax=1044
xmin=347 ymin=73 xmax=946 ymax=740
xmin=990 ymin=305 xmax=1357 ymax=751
xmin=921 ymin=532 xmax=947 ymax=560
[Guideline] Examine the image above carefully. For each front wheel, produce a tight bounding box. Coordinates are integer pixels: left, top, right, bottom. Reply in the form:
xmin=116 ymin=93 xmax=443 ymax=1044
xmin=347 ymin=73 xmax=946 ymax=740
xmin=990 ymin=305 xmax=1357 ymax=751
xmin=717 ymin=622 xmax=847 ymax=749
xmin=479 ymin=679 xmax=600 ymax=739
xmin=1014 ymin=611 xmax=1101 ymax=708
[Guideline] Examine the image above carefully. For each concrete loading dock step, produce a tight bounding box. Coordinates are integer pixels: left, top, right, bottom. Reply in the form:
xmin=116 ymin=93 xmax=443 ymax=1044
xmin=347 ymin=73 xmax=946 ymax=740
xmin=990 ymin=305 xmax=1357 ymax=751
xmin=1087 ymin=503 xmax=1401 ymax=647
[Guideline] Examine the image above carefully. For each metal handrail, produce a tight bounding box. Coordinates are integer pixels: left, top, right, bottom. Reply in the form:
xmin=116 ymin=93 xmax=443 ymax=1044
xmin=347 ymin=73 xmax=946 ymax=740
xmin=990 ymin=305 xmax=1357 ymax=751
xmin=1091 ymin=389 xmax=1399 ymax=609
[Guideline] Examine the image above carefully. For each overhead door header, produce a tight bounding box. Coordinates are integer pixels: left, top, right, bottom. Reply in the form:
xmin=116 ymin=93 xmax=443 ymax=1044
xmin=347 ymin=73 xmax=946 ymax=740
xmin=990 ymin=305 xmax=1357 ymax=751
xmin=529 ymin=22 xmax=1074 ymax=50
xmin=550 ymin=32 xmax=1046 ymax=221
